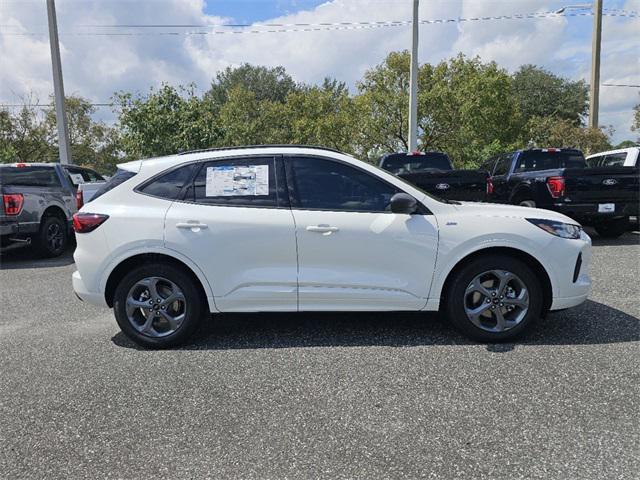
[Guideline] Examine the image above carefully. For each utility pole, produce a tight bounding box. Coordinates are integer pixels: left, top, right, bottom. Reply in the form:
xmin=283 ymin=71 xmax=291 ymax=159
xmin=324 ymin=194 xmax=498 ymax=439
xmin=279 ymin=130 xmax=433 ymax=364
xmin=46 ymin=0 xmax=72 ymax=165
xmin=589 ymin=0 xmax=602 ymax=128
xmin=408 ymin=0 xmax=419 ymax=152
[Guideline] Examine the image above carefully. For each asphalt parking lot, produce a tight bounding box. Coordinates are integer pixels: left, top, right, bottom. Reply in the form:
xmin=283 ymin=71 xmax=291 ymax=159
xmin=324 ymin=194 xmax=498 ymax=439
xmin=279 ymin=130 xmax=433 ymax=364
xmin=0 ymin=229 xmax=638 ymax=479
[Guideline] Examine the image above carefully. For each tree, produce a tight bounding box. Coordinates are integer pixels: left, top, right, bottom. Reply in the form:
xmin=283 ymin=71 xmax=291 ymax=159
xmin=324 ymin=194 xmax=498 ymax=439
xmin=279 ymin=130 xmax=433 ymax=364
xmin=512 ymin=65 xmax=588 ymax=125
xmin=523 ymin=116 xmax=611 ymax=155
xmin=114 ymin=83 xmax=219 ymax=158
xmin=355 ymin=51 xmax=411 ymax=158
xmin=206 ymin=64 xmax=298 ymax=105
xmin=418 ymin=54 xmax=521 ymax=167
xmin=44 ymin=96 xmax=119 ymax=172
xmin=283 ymin=79 xmax=357 ymax=153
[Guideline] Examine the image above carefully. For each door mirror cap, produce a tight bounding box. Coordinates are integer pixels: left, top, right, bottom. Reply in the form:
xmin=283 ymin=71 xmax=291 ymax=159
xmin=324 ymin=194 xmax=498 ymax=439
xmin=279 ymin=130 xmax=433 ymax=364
xmin=390 ymin=193 xmax=418 ymax=214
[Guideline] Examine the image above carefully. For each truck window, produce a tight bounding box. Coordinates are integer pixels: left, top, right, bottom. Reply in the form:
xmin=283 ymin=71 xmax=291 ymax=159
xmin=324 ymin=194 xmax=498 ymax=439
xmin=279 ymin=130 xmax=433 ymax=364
xmin=519 ymin=151 xmax=586 ymax=171
xmin=493 ymin=154 xmax=512 ymax=176
xmin=381 ymin=153 xmax=451 ymax=174
xmin=588 ymin=152 xmax=626 ymax=167
xmin=0 ymin=166 xmax=61 ymax=187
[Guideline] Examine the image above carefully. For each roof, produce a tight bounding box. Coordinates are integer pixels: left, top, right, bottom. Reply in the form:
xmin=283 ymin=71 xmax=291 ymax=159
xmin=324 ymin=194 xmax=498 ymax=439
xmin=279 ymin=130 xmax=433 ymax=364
xmin=177 ymin=144 xmax=344 ymax=156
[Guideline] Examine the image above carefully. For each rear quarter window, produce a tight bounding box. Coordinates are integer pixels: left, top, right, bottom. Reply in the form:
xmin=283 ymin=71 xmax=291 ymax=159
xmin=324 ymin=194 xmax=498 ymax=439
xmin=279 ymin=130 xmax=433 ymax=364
xmin=91 ymin=168 xmax=137 ymax=201
xmin=138 ymin=164 xmax=196 ymax=200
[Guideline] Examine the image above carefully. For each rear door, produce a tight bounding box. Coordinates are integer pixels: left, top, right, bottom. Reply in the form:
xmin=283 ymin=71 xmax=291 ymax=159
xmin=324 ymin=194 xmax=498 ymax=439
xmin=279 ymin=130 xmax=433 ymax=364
xmin=163 ymin=155 xmax=298 ymax=312
xmin=286 ymin=155 xmax=438 ymax=311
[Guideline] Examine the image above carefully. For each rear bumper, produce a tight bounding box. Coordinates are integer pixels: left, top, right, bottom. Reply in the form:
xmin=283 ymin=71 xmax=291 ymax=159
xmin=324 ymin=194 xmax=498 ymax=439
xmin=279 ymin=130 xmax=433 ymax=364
xmin=550 ymin=201 xmax=639 ymax=224
xmin=72 ymin=270 xmax=108 ymax=307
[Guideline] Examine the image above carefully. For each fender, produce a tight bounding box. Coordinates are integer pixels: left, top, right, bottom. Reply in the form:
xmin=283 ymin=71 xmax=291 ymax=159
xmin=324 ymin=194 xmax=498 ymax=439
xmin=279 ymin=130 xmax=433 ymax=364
xmin=508 ymin=182 xmax=533 ymax=204
xmin=426 ymin=233 xmax=558 ymax=308
xmin=99 ymin=243 xmax=219 ymax=313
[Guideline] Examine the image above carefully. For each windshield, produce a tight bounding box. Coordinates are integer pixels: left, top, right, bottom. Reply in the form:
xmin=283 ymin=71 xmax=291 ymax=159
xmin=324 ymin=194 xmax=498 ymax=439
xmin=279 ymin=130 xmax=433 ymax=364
xmin=381 ymin=153 xmax=451 ymax=174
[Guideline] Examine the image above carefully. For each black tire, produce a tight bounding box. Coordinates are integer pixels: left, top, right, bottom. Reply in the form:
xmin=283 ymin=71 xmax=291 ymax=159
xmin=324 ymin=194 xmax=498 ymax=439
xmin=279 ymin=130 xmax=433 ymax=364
xmin=594 ymin=217 xmax=628 ymax=238
xmin=443 ymin=254 xmax=543 ymax=342
xmin=113 ymin=263 xmax=205 ymax=348
xmin=518 ymin=199 xmax=536 ymax=208
xmin=34 ymin=215 xmax=68 ymax=258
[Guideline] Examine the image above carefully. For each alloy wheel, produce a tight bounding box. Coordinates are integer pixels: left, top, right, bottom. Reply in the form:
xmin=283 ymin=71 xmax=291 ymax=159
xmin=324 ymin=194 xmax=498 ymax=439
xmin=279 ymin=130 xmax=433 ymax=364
xmin=464 ymin=269 xmax=529 ymax=333
xmin=125 ymin=276 xmax=187 ymax=337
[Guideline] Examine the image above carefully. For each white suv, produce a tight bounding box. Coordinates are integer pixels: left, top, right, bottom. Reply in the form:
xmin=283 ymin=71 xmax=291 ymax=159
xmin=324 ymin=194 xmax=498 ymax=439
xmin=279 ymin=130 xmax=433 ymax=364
xmin=72 ymin=146 xmax=592 ymax=348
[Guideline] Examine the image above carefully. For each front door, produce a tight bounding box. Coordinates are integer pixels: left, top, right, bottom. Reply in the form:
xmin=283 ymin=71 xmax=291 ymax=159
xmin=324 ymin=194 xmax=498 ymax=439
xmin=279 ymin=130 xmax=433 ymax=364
xmin=286 ymin=156 xmax=438 ymax=311
xmin=164 ymin=155 xmax=298 ymax=312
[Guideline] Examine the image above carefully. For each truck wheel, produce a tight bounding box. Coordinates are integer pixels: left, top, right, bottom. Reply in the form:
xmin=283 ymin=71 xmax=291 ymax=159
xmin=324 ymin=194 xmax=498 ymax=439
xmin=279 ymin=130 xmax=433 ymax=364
xmin=518 ymin=199 xmax=536 ymax=208
xmin=444 ymin=254 xmax=543 ymax=342
xmin=594 ymin=217 xmax=629 ymax=238
xmin=35 ymin=215 xmax=68 ymax=257
xmin=113 ymin=263 xmax=205 ymax=349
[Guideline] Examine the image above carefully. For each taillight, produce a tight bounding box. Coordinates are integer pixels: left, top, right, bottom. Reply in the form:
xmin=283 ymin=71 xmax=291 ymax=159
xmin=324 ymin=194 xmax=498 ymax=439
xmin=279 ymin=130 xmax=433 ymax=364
xmin=546 ymin=176 xmax=565 ymax=198
xmin=486 ymin=176 xmax=494 ymax=195
xmin=72 ymin=213 xmax=109 ymax=233
xmin=76 ymin=190 xmax=84 ymax=210
xmin=3 ymin=193 xmax=24 ymax=215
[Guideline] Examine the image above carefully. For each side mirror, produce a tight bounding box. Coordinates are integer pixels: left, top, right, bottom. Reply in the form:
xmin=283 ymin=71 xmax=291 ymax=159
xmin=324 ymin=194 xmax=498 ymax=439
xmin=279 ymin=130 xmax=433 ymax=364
xmin=389 ymin=193 xmax=418 ymax=214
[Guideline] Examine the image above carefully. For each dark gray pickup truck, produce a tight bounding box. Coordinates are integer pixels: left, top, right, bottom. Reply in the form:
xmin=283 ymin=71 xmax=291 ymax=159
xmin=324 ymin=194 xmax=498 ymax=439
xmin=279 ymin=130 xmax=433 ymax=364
xmin=0 ymin=163 xmax=105 ymax=257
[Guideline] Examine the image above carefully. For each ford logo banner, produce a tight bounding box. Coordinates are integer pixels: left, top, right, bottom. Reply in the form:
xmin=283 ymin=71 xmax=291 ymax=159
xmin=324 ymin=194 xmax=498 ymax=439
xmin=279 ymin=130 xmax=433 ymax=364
xmin=435 ymin=183 xmax=450 ymax=190
xmin=602 ymin=178 xmax=618 ymax=186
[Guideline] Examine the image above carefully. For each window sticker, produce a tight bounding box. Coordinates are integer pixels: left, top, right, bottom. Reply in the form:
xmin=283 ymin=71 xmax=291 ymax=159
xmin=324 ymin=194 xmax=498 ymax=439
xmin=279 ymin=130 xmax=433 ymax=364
xmin=206 ymin=165 xmax=269 ymax=197
xmin=69 ymin=173 xmax=85 ymax=185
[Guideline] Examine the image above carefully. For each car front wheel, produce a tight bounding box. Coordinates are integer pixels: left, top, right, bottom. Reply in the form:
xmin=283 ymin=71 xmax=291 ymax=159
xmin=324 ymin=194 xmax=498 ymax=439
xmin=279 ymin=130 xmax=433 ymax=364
xmin=444 ymin=254 xmax=543 ymax=341
xmin=113 ymin=263 xmax=205 ymax=348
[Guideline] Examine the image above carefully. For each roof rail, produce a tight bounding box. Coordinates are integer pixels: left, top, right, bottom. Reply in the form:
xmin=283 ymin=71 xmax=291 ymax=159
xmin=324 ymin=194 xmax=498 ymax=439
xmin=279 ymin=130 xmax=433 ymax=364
xmin=177 ymin=144 xmax=345 ymax=156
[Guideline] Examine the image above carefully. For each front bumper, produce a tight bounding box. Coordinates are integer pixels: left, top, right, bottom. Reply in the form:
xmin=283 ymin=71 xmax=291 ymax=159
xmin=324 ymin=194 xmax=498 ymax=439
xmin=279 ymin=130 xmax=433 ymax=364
xmin=547 ymin=230 xmax=592 ymax=310
xmin=72 ymin=270 xmax=108 ymax=307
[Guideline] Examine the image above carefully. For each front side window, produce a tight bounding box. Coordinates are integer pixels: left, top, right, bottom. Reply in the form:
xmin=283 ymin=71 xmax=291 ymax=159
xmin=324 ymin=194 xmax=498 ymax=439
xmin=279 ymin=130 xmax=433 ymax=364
xmin=288 ymin=156 xmax=400 ymax=212
xmin=188 ymin=156 xmax=278 ymax=208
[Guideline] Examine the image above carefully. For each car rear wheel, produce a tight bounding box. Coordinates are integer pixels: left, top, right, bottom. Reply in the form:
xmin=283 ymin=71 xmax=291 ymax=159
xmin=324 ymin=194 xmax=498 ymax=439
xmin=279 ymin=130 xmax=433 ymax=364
xmin=594 ymin=216 xmax=628 ymax=238
xmin=35 ymin=215 xmax=68 ymax=257
xmin=444 ymin=254 xmax=543 ymax=341
xmin=113 ymin=263 xmax=205 ymax=348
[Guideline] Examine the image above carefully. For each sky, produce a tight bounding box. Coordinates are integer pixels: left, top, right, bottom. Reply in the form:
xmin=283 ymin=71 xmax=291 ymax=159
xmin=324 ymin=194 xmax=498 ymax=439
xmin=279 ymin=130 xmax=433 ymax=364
xmin=1 ymin=0 xmax=638 ymax=144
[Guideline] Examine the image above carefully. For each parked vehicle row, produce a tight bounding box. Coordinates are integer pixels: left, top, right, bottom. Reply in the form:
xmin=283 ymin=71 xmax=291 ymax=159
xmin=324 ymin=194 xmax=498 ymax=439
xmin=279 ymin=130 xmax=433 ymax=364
xmin=0 ymin=163 xmax=105 ymax=256
xmin=71 ymin=145 xmax=592 ymax=348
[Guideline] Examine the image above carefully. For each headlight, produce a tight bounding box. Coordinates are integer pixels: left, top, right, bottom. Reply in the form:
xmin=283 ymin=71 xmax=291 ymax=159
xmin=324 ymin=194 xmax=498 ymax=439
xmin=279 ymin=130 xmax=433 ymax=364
xmin=526 ymin=218 xmax=582 ymax=239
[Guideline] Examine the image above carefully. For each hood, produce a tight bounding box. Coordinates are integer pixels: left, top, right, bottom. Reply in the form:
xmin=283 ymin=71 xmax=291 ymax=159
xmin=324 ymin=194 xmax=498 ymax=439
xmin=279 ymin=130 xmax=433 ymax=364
xmin=454 ymin=201 xmax=579 ymax=225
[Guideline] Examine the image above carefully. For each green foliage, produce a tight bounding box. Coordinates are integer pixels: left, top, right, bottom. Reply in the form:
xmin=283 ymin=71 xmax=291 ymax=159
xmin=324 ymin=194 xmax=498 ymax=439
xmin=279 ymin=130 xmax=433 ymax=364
xmin=2 ymin=56 xmax=624 ymax=171
xmin=632 ymin=98 xmax=639 ymax=139
xmin=512 ymin=65 xmax=588 ymax=125
xmin=614 ymin=140 xmax=638 ymax=149
xmin=522 ymin=116 xmax=612 ymax=155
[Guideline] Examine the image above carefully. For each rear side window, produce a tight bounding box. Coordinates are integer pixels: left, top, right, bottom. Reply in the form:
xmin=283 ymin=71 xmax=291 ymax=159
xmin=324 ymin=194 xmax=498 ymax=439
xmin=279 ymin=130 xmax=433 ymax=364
xmin=139 ymin=164 xmax=196 ymax=200
xmin=188 ymin=156 xmax=278 ymax=208
xmin=289 ymin=156 xmax=400 ymax=212
xmin=91 ymin=168 xmax=136 ymax=201
xmin=588 ymin=152 xmax=626 ymax=167
xmin=0 ymin=166 xmax=61 ymax=187
xmin=64 ymin=166 xmax=105 ymax=185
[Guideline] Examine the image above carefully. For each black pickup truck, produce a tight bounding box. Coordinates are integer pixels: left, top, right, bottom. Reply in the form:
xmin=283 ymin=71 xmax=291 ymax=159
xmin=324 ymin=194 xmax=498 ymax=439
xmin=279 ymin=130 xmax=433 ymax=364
xmin=482 ymin=148 xmax=639 ymax=238
xmin=0 ymin=163 xmax=105 ymax=256
xmin=379 ymin=152 xmax=488 ymax=201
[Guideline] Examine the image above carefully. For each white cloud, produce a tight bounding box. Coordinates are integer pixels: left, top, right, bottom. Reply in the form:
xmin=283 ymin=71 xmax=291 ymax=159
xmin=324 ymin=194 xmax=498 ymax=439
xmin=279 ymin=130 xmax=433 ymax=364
xmin=1 ymin=0 xmax=638 ymax=142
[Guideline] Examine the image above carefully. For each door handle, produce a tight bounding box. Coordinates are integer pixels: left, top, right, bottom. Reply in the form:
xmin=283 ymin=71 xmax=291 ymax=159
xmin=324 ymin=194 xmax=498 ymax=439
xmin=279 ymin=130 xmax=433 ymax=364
xmin=176 ymin=221 xmax=208 ymax=230
xmin=306 ymin=225 xmax=339 ymax=235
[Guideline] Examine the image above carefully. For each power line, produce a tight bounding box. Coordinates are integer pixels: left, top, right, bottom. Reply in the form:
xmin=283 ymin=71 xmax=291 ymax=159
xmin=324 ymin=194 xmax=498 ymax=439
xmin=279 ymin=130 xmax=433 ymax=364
xmin=1 ymin=10 xmax=637 ymax=37
xmin=602 ymin=83 xmax=640 ymax=88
